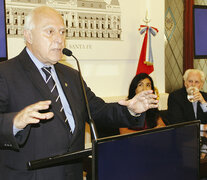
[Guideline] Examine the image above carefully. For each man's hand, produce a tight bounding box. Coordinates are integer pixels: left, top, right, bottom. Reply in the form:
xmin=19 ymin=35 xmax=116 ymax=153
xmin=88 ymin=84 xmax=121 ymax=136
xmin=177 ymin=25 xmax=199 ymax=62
xmin=193 ymin=90 xmax=206 ymax=104
xmin=118 ymin=90 xmax=158 ymax=114
xmin=13 ymin=100 xmax=54 ymax=129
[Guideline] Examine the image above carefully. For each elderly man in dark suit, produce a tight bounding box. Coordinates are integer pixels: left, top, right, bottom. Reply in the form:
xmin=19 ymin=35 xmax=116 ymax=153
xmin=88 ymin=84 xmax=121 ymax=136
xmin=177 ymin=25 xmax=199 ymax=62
xmin=0 ymin=6 xmax=158 ymax=180
xmin=167 ymin=69 xmax=207 ymax=126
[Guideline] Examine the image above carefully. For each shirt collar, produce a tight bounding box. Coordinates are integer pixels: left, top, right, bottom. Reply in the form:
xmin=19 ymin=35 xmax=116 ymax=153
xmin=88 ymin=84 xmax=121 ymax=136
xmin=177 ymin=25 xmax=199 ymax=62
xmin=26 ymin=48 xmax=54 ymax=70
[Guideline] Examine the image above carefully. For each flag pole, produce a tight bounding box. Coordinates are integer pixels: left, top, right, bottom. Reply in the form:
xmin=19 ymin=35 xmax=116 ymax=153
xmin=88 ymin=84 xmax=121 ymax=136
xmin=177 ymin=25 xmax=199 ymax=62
xmin=143 ymin=10 xmax=151 ymax=25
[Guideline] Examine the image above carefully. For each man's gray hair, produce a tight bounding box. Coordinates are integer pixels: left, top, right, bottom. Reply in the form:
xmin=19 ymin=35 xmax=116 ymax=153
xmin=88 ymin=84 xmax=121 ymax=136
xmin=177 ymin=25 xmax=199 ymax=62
xmin=183 ymin=69 xmax=205 ymax=83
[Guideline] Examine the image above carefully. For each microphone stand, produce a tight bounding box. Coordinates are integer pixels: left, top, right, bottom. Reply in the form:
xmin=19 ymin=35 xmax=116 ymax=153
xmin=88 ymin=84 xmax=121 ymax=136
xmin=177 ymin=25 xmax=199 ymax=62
xmin=71 ymin=54 xmax=98 ymax=141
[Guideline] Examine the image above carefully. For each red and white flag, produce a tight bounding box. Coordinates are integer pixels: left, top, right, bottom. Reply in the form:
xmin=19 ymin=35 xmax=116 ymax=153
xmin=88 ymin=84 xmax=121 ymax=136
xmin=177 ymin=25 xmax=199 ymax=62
xmin=136 ymin=25 xmax=158 ymax=75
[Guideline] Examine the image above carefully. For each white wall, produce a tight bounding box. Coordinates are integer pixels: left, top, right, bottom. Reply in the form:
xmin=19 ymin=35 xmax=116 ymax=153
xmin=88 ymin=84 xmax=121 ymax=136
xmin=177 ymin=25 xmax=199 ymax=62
xmin=7 ymin=0 xmax=165 ymax=99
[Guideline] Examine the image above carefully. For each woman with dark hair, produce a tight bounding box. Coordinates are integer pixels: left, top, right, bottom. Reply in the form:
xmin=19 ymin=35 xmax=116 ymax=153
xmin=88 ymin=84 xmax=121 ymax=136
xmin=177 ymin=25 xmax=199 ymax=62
xmin=120 ymin=73 xmax=165 ymax=134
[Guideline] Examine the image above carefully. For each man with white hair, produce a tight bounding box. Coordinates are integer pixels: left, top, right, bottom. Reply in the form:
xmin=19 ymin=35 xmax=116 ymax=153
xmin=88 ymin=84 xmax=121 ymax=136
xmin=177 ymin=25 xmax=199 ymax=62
xmin=167 ymin=69 xmax=207 ymax=125
xmin=0 ymin=6 xmax=158 ymax=180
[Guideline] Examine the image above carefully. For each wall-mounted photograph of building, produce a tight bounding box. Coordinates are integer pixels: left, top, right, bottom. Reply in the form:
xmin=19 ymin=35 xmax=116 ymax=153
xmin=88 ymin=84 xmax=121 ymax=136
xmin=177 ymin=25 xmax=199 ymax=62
xmin=5 ymin=0 xmax=161 ymax=62
xmin=6 ymin=0 xmax=122 ymax=41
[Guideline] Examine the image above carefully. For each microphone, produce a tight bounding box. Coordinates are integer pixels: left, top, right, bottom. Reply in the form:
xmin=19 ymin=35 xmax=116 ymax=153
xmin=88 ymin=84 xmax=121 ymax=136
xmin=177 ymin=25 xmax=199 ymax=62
xmin=62 ymin=48 xmax=98 ymax=141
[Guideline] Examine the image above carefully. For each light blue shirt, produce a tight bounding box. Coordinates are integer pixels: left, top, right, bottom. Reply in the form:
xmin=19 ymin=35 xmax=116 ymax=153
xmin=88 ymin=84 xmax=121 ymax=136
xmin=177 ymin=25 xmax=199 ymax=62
xmin=13 ymin=48 xmax=75 ymax=135
xmin=192 ymin=101 xmax=207 ymax=119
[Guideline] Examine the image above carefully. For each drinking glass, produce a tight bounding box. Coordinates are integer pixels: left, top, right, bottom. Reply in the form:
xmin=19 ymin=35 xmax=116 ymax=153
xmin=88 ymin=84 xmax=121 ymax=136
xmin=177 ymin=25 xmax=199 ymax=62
xmin=186 ymin=87 xmax=198 ymax=102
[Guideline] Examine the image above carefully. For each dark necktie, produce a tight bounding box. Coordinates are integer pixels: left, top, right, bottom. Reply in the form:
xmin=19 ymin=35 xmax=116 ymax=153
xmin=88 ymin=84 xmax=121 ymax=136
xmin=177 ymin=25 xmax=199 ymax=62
xmin=42 ymin=67 xmax=73 ymax=135
xmin=197 ymin=101 xmax=206 ymax=123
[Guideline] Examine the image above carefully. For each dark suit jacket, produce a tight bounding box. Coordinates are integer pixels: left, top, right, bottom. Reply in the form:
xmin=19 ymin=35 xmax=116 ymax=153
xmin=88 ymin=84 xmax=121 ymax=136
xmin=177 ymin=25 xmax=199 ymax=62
xmin=167 ymin=87 xmax=207 ymax=125
xmin=0 ymin=48 xmax=144 ymax=180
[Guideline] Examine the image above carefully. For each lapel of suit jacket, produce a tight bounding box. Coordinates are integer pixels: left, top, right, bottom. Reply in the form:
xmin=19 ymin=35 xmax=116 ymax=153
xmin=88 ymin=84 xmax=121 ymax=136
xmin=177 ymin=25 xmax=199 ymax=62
xmin=54 ymin=64 xmax=80 ymax=139
xmin=19 ymin=49 xmax=52 ymax=101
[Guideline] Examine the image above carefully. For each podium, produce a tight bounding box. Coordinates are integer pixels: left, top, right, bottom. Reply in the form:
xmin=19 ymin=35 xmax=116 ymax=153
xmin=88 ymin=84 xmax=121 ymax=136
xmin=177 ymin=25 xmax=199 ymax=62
xmin=28 ymin=121 xmax=200 ymax=180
